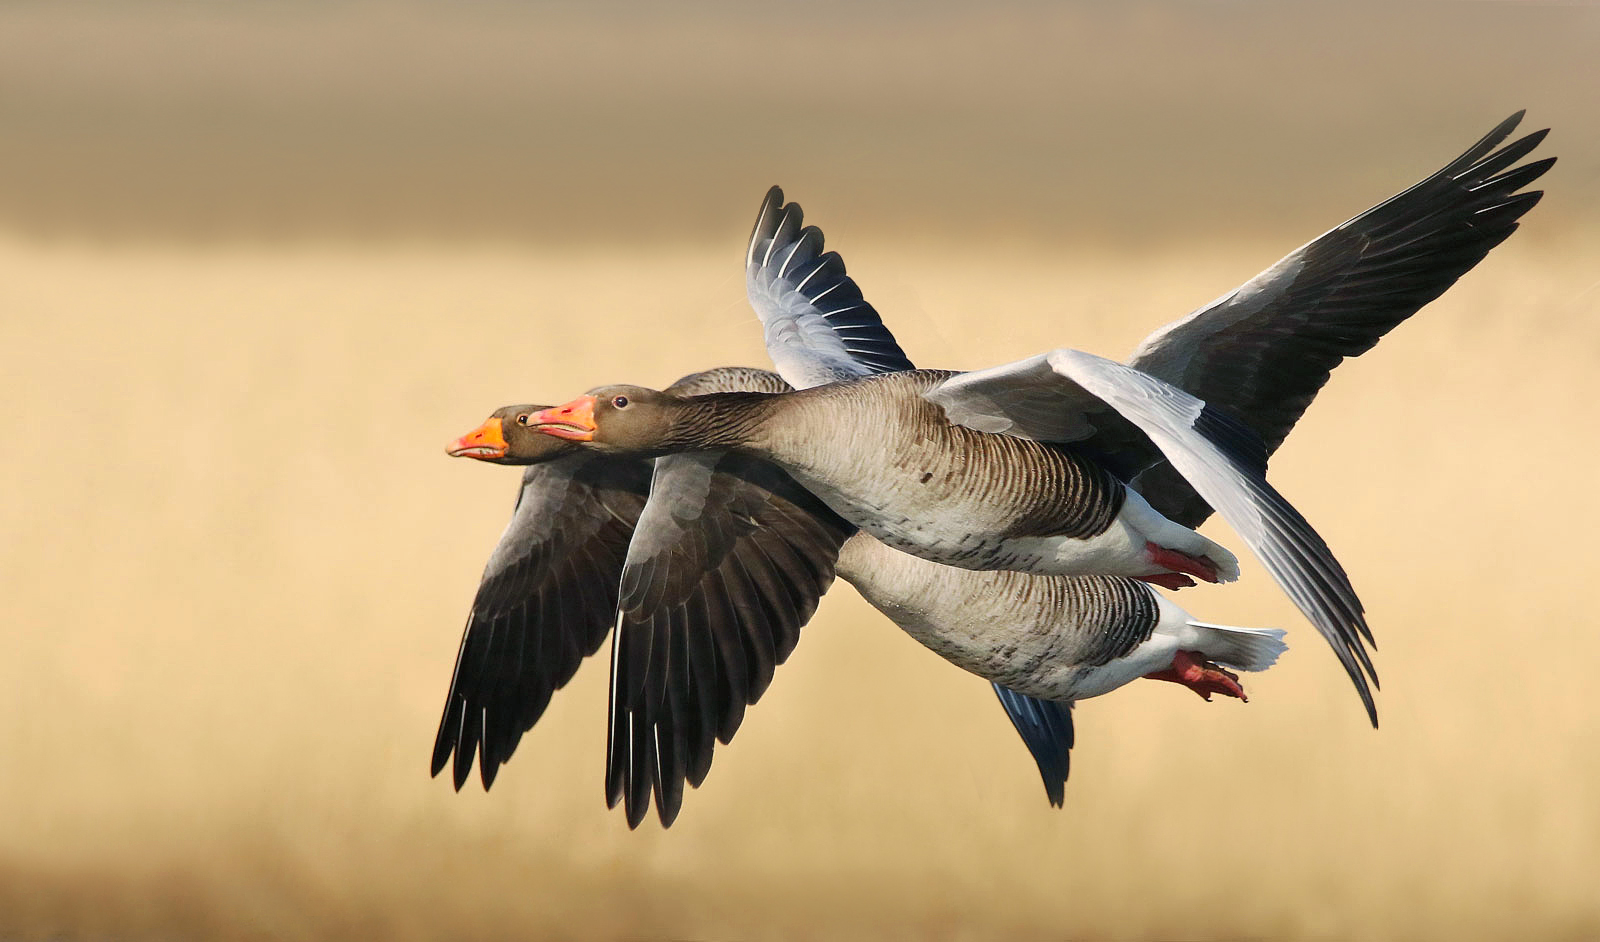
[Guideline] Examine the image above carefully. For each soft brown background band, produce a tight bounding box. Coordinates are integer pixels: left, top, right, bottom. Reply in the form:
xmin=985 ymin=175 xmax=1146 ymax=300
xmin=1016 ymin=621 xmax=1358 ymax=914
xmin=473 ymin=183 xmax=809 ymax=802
xmin=2 ymin=1 xmax=1597 ymax=244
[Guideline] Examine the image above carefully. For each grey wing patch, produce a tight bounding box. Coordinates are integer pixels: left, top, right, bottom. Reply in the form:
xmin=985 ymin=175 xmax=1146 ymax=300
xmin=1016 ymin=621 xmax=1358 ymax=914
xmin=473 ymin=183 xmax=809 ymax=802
xmin=924 ymin=353 xmax=1167 ymax=484
xmin=924 ymin=353 xmax=1114 ymax=444
xmin=606 ymin=450 xmax=855 ymax=827
xmin=746 ymin=186 xmax=914 ymax=389
xmin=1128 ymin=113 xmax=1552 ymax=527
xmin=430 ymin=455 xmax=652 ymax=790
xmin=1051 ymin=349 xmax=1377 ymax=726
xmin=616 ymin=453 xmax=727 ymax=615
xmin=666 ymin=365 xmax=794 ymax=397
xmin=992 ymin=684 xmax=1075 ymax=808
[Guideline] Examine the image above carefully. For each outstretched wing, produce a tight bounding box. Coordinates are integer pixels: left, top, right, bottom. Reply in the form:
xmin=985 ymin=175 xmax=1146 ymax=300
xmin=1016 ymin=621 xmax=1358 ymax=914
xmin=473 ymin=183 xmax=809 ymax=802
xmin=927 ymin=350 xmax=1376 ymax=726
xmin=431 ymin=454 xmax=653 ymax=790
xmin=746 ymin=186 xmax=914 ymax=388
xmin=607 ymin=450 xmax=855 ymax=827
xmin=991 ymin=684 xmax=1075 ymax=808
xmin=1128 ymin=112 xmax=1551 ymax=526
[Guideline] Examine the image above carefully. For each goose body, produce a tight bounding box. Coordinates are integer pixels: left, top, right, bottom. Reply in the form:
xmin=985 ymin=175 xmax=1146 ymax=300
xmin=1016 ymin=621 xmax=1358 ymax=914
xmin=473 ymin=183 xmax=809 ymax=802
xmin=835 ymin=532 xmax=1283 ymax=702
xmin=533 ymin=372 xmax=1241 ymax=588
xmin=743 ymin=371 xmax=1239 ymax=583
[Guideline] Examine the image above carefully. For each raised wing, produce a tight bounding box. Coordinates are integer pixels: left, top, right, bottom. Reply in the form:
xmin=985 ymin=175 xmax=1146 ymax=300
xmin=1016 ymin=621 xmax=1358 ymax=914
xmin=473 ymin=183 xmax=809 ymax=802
xmin=430 ymin=454 xmax=652 ymax=790
xmin=927 ymin=349 xmax=1377 ymax=725
xmin=1129 ymin=112 xmax=1552 ymax=526
xmin=991 ymin=684 xmax=1075 ymax=808
xmin=607 ymin=450 xmax=854 ymax=827
xmin=746 ymin=186 xmax=914 ymax=388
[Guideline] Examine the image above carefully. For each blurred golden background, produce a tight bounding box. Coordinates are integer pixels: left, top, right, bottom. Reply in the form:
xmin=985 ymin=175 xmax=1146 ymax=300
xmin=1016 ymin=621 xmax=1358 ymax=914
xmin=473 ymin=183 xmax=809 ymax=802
xmin=2 ymin=2 xmax=1598 ymax=939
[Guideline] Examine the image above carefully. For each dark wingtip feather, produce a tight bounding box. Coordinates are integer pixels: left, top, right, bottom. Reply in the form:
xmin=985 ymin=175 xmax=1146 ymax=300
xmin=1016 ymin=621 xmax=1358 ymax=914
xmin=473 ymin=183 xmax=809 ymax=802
xmin=1190 ymin=403 xmax=1381 ymax=724
xmin=430 ymin=701 xmax=459 ymax=778
xmin=747 ymin=186 xmax=785 ymax=268
xmin=452 ymin=713 xmax=478 ymax=790
xmin=1239 ymin=472 xmax=1378 ymax=726
xmin=1480 ymin=156 xmax=1556 ymax=199
xmin=605 ymin=613 xmax=627 ymax=810
xmin=992 ymin=684 xmax=1073 ymax=808
xmin=1452 ymin=111 xmax=1525 ymax=174
xmin=1466 ymin=128 xmax=1548 ymax=182
xmin=626 ymin=714 xmax=653 ymax=830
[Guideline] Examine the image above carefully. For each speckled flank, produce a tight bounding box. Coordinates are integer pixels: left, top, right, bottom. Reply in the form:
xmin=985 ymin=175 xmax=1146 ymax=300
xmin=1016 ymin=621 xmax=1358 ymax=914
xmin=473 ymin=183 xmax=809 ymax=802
xmin=836 ymin=533 xmax=1166 ymax=701
xmin=752 ymin=370 xmax=1126 ymax=568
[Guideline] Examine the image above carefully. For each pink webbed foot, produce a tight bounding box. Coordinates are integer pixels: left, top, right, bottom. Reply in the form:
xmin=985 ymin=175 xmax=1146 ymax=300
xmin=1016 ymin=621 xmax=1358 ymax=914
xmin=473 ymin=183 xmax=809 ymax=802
xmin=1145 ymin=541 xmax=1222 ymax=584
xmin=1144 ymin=650 xmax=1247 ymax=702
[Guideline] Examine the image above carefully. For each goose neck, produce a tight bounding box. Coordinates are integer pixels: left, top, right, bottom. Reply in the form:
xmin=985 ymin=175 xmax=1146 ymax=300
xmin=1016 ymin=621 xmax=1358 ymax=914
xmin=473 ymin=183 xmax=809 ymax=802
xmin=662 ymin=392 xmax=777 ymax=451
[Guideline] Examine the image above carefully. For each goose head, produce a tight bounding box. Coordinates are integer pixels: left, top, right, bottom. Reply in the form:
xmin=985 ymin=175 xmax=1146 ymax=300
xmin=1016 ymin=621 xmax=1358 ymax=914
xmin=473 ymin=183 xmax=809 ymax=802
xmin=445 ymin=404 xmax=581 ymax=465
xmin=524 ymin=385 xmax=685 ymax=454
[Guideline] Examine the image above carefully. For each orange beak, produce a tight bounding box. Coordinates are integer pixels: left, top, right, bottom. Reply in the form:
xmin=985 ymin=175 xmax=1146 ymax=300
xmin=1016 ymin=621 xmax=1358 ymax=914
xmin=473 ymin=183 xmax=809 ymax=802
xmin=528 ymin=395 xmax=599 ymax=442
xmin=446 ymin=417 xmax=509 ymax=459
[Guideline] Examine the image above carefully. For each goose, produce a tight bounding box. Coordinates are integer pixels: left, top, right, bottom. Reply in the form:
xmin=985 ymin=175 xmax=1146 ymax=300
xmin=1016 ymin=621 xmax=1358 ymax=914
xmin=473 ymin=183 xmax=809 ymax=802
xmin=531 ymin=375 xmax=1243 ymax=588
xmin=531 ymin=110 xmax=1550 ymax=747
xmin=433 ymin=368 xmax=850 ymax=807
xmin=438 ymin=367 xmax=1136 ymax=821
xmin=442 ymin=367 xmax=1287 ymax=823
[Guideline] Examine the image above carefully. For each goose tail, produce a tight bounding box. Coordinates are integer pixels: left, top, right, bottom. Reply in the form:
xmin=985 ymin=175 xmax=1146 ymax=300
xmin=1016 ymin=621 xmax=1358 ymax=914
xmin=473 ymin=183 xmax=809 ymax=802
xmin=1190 ymin=621 xmax=1287 ymax=672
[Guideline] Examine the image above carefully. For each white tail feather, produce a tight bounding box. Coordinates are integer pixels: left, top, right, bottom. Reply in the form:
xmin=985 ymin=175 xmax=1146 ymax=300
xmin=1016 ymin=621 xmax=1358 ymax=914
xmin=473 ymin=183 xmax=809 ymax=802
xmin=1189 ymin=621 xmax=1287 ymax=672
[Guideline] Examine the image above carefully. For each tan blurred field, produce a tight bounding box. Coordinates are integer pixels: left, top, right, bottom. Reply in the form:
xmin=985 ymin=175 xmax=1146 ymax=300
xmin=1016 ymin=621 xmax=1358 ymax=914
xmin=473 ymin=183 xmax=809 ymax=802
xmin=5 ymin=230 xmax=1600 ymax=939
xmin=3 ymin=2 xmax=1600 ymax=940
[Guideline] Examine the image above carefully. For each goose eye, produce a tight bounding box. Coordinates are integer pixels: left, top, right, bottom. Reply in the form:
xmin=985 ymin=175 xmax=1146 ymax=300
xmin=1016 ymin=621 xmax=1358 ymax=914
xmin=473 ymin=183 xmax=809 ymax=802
xmin=515 ymin=413 xmax=531 ymax=426
xmin=612 ymin=396 xmax=630 ymax=409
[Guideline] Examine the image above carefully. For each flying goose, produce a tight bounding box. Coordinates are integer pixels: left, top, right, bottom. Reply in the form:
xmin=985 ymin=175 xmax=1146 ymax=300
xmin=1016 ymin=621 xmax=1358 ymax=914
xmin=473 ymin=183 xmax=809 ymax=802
xmin=439 ymin=367 xmax=1127 ymax=822
xmin=531 ymin=111 xmax=1551 ymax=740
xmin=432 ymin=368 xmax=855 ymax=814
